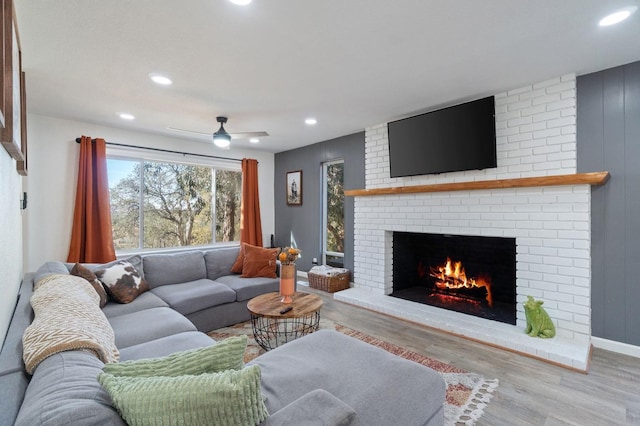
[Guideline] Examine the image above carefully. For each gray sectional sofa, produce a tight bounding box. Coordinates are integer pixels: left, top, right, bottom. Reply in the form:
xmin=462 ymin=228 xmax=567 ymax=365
xmin=0 ymin=246 xmax=446 ymax=425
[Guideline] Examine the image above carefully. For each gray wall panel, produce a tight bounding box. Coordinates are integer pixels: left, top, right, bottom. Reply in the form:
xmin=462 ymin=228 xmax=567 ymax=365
xmin=577 ymin=60 xmax=640 ymax=345
xmin=577 ymin=72 xmax=605 ymax=338
xmin=624 ymin=61 xmax=640 ymax=344
xmin=274 ymin=132 xmax=365 ymax=274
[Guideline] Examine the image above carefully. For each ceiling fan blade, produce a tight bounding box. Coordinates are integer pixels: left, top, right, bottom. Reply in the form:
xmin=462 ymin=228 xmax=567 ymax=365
xmin=168 ymin=127 xmax=269 ymax=139
xmin=230 ymin=131 xmax=269 ymax=139
xmin=167 ymin=127 xmax=210 ymax=137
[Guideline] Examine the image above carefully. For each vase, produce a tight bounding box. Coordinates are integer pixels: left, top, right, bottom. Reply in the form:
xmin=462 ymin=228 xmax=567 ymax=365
xmin=279 ymin=263 xmax=296 ymax=304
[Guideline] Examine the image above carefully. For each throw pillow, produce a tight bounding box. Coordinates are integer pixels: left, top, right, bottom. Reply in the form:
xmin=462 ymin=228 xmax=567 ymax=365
xmin=230 ymin=243 xmax=247 ymax=274
xmin=95 ymin=260 xmax=149 ymax=304
xmin=98 ymin=365 xmax=269 ymax=426
xmin=102 ymin=335 xmax=247 ymax=377
xmin=70 ymin=263 xmax=109 ymax=307
xmin=240 ymin=244 xmax=279 ymax=278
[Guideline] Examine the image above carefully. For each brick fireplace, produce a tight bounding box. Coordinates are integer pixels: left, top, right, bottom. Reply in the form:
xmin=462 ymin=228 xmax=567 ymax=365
xmin=336 ymin=74 xmax=601 ymax=371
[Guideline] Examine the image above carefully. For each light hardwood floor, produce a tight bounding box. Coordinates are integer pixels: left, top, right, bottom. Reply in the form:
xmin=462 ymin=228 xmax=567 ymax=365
xmin=302 ymin=285 xmax=640 ymax=426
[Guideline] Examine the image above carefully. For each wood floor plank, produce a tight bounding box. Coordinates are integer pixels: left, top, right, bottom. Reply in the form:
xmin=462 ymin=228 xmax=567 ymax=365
xmin=303 ymin=285 xmax=640 ymax=425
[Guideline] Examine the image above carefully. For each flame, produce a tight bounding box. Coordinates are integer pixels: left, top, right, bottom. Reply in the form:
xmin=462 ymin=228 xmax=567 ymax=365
xmin=429 ymin=258 xmax=493 ymax=307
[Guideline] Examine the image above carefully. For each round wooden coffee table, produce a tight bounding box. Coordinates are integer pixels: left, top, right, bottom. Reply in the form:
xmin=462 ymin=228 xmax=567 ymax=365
xmin=247 ymin=292 xmax=323 ymax=351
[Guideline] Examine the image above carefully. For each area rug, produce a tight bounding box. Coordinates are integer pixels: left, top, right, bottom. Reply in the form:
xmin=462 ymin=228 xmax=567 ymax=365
xmin=208 ymin=320 xmax=498 ymax=425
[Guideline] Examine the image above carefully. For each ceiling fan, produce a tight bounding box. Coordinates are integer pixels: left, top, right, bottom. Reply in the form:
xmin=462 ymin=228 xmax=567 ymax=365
xmin=168 ymin=116 xmax=269 ymax=148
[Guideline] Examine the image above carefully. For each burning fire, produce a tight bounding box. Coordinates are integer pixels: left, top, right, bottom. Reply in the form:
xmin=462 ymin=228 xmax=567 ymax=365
xmin=429 ymin=258 xmax=493 ymax=307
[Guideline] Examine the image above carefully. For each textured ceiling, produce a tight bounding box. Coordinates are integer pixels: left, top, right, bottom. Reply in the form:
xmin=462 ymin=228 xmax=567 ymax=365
xmin=14 ymin=0 xmax=640 ymax=153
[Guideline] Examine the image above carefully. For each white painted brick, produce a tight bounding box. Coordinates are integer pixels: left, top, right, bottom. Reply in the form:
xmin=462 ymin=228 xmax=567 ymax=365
xmin=532 ymin=93 xmax=561 ymax=106
xmin=533 ymin=77 xmax=562 ymax=89
xmin=547 ymin=116 xmax=576 ymax=129
xmin=547 ymin=98 xmax=576 ymax=111
xmin=356 ymin=76 xmax=586 ymax=355
xmin=546 ymin=81 xmax=576 ymax=94
xmin=508 ymin=116 xmax=533 ymax=127
xmin=528 ymin=263 xmax=558 ymax=275
xmin=494 ymin=94 xmax=519 ymax=106
xmin=533 ymin=127 xmax=562 ymax=139
xmin=508 ymin=99 xmax=533 ymax=111
xmin=519 ymin=121 xmax=547 ymax=133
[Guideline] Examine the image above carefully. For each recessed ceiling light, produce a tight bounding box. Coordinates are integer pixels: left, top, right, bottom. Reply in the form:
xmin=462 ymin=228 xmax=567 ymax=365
xmin=249 ymin=138 xmax=260 ymax=144
xmin=599 ymin=6 xmax=637 ymax=26
xmin=149 ymin=73 xmax=172 ymax=85
xmin=119 ymin=113 xmax=135 ymax=120
xmin=229 ymin=0 xmax=251 ymax=5
xmin=305 ymin=118 xmax=317 ymax=125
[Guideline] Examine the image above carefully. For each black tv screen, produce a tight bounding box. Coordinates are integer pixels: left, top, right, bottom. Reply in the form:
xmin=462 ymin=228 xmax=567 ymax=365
xmin=388 ymin=96 xmax=497 ymax=178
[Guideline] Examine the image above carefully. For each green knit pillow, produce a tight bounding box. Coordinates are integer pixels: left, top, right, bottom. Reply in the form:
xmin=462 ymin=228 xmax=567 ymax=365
xmin=102 ymin=335 xmax=247 ymax=377
xmin=98 ymin=365 xmax=268 ymax=426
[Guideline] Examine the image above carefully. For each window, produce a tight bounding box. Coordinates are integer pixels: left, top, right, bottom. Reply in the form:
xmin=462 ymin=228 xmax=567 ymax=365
xmin=107 ymin=156 xmax=241 ymax=251
xmin=322 ymin=160 xmax=344 ymax=267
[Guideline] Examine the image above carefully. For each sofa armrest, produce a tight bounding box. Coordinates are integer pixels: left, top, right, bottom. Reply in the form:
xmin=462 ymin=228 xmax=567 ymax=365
xmin=261 ymin=389 xmax=359 ymax=426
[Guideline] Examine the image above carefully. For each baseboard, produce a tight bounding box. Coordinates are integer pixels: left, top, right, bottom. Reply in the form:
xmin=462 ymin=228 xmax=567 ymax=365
xmin=591 ymin=336 xmax=640 ymax=358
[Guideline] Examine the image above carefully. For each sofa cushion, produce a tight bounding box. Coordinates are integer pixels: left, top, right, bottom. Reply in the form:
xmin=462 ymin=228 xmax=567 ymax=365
xmin=151 ymin=279 xmax=236 ymax=315
xmin=98 ymin=365 xmax=268 ymax=426
xmin=240 ymin=244 xmax=279 ymax=278
xmin=214 ymin=275 xmax=280 ymax=302
xmin=204 ymin=246 xmax=241 ymax=280
xmin=108 ymin=307 xmax=197 ymax=349
xmin=101 ymin=291 xmax=168 ymax=319
xmin=79 ymin=255 xmax=146 ymax=279
xmin=95 ymin=260 xmax=149 ymax=304
xmin=103 ymin=335 xmax=247 ymax=377
xmin=119 ymin=331 xmax=216 ymax=361
xmin=250 ymin=330 xmax=446 ymax=426
xmin=14 ymin=351 xmax=124 ymax=426
xmin=71 ymin=263 xmax=109 ymax=307
xmin=142 ymin=251 xmax=206 ymax=288
xmin=230 ymin=243 xmax=248 ymax=273
xmin=33 ymin=261 xmax=69 ymax=284
xmin=262 ymin=389 xmax=359 ymax=426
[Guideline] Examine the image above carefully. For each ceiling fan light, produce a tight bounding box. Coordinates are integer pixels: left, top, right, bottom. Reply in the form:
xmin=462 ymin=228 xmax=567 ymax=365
xmin=213 ymin=133 xmax=231 ymax=148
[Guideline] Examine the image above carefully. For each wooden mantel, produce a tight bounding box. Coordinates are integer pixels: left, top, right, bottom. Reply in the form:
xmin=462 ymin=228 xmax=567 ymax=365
xmin=344 ymin=171 xmax=609 ymax=197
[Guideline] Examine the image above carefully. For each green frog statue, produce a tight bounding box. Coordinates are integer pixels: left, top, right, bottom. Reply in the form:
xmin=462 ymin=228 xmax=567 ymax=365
xmin=523 ymin=295 xmax=556 ymax=338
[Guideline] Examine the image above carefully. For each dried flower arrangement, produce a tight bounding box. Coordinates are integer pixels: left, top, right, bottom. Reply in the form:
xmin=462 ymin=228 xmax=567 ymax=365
xmin=278 ymin=247 xmax=301 ymax=265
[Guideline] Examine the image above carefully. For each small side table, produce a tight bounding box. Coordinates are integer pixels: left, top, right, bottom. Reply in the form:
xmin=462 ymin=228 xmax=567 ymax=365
xmin=247 ymin=292 xmax=323 ymax=351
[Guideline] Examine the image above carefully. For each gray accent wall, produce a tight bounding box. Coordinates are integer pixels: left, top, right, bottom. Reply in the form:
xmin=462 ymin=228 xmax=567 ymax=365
xmin=577 ymin=60 xmax=640 ymax=346
xmin=274 ymin=132 xmax=365 ymax=274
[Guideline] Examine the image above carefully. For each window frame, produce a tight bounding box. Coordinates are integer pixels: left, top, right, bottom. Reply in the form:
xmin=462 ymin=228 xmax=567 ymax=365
xmin=321 ymin=159 xmax=345 ymax=267
xmin=106 ymin=145 xmax=242 ymax=255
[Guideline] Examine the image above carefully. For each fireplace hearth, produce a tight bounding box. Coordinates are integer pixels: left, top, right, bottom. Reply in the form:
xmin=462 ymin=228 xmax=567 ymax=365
xmin=391 ymin=232 xmax=516 ymax=325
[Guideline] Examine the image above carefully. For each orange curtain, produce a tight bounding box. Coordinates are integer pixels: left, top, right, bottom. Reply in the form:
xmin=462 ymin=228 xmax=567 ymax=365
xmin=67 ymin=136 xmax=116 ymax=263
xmin=240 ymin=158 xmax=263 ymax=246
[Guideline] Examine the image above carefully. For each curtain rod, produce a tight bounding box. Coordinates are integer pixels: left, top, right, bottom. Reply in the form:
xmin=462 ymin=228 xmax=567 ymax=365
xmin=75 ymin=137 xmax=243 ymax=163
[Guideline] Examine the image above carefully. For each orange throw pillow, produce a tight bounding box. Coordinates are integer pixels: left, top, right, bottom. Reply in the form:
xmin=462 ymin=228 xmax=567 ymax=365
xmin=230 ymin=243 xmax=247 ymax=274
xmin=240 ymin=244 xmax=279 ymax=278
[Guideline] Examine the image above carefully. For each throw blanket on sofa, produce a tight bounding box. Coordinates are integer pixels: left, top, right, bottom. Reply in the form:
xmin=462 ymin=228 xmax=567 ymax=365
xmin=22 ymin=274 xmax=119 ymax=374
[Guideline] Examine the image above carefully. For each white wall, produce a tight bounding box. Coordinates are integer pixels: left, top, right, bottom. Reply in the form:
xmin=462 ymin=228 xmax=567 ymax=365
xmin=25 ymin=114 xmax=275 ymax=271
xmin=0 ymin=147 xmax=24 ymax=348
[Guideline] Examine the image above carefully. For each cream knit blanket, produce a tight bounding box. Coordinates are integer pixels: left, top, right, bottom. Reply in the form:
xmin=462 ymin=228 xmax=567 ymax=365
xmin=22 ymin=274 xmax=119 ymax=374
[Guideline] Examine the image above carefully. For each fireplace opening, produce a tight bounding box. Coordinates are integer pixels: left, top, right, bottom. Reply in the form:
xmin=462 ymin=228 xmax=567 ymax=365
xmin=390 ymin=232 xmax=516 ymax=325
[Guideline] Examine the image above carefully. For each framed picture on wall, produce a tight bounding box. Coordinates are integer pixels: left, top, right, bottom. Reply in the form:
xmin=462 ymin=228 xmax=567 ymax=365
xmin=0 ymin=0 xmax=25 ymax=164
xmin=286 ymin=170 xmax=302 ymax=206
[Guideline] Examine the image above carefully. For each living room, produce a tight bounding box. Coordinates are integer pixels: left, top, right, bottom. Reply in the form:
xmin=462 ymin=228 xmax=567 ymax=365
xmin=2 ymin=1 xmax=640 ymax=425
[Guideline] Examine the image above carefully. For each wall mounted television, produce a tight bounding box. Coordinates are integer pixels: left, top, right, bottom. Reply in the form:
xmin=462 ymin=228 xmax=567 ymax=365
xmin=388 ymin=96 xmax=497 ymax=178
